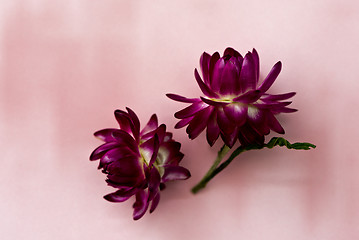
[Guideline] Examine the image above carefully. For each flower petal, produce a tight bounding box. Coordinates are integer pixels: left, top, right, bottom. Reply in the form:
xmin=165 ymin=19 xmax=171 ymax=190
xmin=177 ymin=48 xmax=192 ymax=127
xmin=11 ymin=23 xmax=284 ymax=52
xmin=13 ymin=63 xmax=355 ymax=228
xmin=266 ymin=111 xmax=285 ymax=134
xmin=140 ymin=114 xmax=158 ymax=136
xmin=90 ymin=141 xmax=120 ymax=160
xmin=162 ymin=166 xmax=191 ymax=182
xmin=106 ymin=174 xmax=143 ymax=188
xmin=252 ymin=48 xmax=260 ymax=84
xmin=94 ymin=128 xmax=121 ymax=142
xmin=149 ymin=192 xmax=160 ymax=213
xmin=186 ymin=106 xmax=213 ymax=139
xmin=158 ymin=141 xmax=182 ymax=165
xmin=133 ymin=190 xmax=149 ymax=220
xmin=166 ymin=93 xmax=200 ymax=103
xmin=206 ymin=109 xmax=220 ymax=146
xmin=104 ymin=188 xmax=137 ymax=202
xmin=223 ymin=47 xmax=242 ymax=58
xmin=148 ymin=167 xmax=161 ymax=200
xmin=219 ymin=59 xmax=240 ymax=95
xmin=114 ymin=110 xmax=133 ymax=135
xmin=233 ymin=90 xmax=261 ymax=103
xmin=253 ymin=101 xmax=292 ymax=109
xmin=258 ymin=61 xmax=282 ymax=93
xmin=208 ymin=51 xmax=220 ymax=85
xmin=174 ymin=117 xmax=193 ymax=129
xmin=111 ymin=130 xmax=139 ymax=154
xmin=200 ymin=52 xmax=211 ymax=85
xmin=238 ymin=123 xmax=265 ymax=146
xmin=223 ymin=103 xmax=247 ymax=126
xmin=247 ymin=108 xmax=270 ymax=136
xmin=174 ymin=102 xmax=207 ymax=119
xmin=126 ymin=107 xmax=140 ymax=142
xmin=200 ymin=97 xmax=229 ymax=106
xmin=100 ymin=149 xmax=139 ymax=174
xmin=194 ymin=68 xmax=219 ymax=98
xmin=238 ymin=52 xmax=256 ymax=92
xmin=261 ymin=92 xmax=296 ymax=101
xmin=272 ymin=107 xmax=298 ymax=113
xmin=220 ymin=128 xmax=238 ymax=148
xmin=217 ymin=107 xmax=236 ymax=134
xmin=211 ymin=58 xmax=225 ymax=92
xmin=149 ymin=134 xmax=160 ymax=167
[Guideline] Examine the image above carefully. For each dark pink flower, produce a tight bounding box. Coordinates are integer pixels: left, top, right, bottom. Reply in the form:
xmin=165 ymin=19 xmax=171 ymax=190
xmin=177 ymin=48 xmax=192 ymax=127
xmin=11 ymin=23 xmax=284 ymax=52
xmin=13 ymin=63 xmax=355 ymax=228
xmin=167 ymin=48 xmax=297 ymax=148
xmin=90 ymin=108 xmax=190 ymax=220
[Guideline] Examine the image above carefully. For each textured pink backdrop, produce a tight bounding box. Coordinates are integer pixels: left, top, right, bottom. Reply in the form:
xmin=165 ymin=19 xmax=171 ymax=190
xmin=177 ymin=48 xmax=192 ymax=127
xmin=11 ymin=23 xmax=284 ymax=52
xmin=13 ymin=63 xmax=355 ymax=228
xmin=1 ymin=0 xmax=358 ymax=239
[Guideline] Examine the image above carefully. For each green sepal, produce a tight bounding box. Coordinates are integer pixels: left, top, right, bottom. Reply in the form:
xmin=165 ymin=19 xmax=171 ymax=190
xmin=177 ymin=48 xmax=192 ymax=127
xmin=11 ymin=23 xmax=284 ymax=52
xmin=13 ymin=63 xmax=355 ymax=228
xmin=265 ymin=137 xmax=316 ymax=150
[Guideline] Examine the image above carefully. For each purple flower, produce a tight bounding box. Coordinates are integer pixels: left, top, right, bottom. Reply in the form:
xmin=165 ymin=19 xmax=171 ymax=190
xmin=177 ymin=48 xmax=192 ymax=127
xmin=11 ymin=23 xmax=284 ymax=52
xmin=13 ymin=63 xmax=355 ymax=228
xmin=90 ymin=108 xmax=190 ymax=220
xmin=167 ymin=48 xmax=297 ymax=148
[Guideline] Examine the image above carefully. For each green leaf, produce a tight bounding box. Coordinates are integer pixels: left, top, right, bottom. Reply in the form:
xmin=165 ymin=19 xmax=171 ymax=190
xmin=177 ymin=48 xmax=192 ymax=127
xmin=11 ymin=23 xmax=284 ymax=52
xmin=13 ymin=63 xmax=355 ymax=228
xmin=264 ymin=137 xmax=316 ymax=150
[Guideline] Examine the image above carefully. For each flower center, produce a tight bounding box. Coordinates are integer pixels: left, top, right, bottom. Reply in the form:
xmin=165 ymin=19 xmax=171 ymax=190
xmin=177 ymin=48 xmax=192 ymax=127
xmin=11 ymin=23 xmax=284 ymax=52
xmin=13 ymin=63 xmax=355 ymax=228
xmin=138 ymin=146 xmax=165 ymax=176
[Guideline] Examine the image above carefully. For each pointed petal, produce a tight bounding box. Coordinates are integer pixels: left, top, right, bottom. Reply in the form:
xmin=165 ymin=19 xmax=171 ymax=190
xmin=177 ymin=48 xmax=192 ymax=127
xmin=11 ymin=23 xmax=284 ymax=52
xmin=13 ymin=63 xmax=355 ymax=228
xmin=266 ymin=111 xmax=285 ymax=134
xmin=104 ymin=188 xmax=137 ymax=202
xmin=217 ymin=107 xmax=236 ymax=134
xmin=149 ymin=135 xmax=160 ymax=167
xmin=106 ymin=174 xmax=143 ymax=188
xmin=94 ymin=128 xmax=121 ymax=142
xmin=200 ymin=52 xmax=211 ymax=85
xmin=174 ymin=117 xmax=193 ymax=129
xmin=156 ymin=124 xmax=166 ymax=143
xmin=219 ymin=58 xmax=240 ymax=95
xmin=174 ymin=102 xmax=207 ymax=119
xmin=126 ymin=107 xmax=140 ymax=141
xmin=252 ymin=48 xmax=260 ymax=84
xmin=149 ymin=192 xmax=160 ymax=213
xmin=159 ymin=142 xmax=184 ymax=165
xmin=272 ymin=107 xmax=298 ymax=113
xmin=90 ymin=142 xmax=120 ymax=160
xmin=258 ymin=61 xmax=282 ymax=93
xmin=233 ymin=90 xmax=261 ymax=103
xmin=238 ymin=123 xmax=265 ymax=146
xmin=162 ymin=166 xmax=191 ymax=182
xmin=111 ymin=130 xmax=139 ymax=154
xmin=253 ymin=101 xmax=292 ymax=109
xmin=100 ymin=148 xmax=139 ymax=172
xmin=194 ymin=68 xmax=218 ymax=98
xmin=211 ymin=58 xmax=225 ymax=92
xmin=114 ymin=110 xmax=133 ymax=134
xmin=206 ymin=109 xmax=220 ymax=146
xmin=186 ymin=106 xmax=213 ymax=139
xmin=261 ymin=92 xmax=296 ymax=101
xmin=104 ymin=193 xmax=131 ymax=203
xmin=133 ymin=190 xmax=149 ymax=220
xmin=140 ymin=114 xmax=158 ymax=136
xmin=223 ymin=47 xmax=242 ymax=58
xmin=166 ymin=93 xmax=200 ymax=103
xmin=163 ymin=132 xmax=173 ymax=142
xmin=247 ymin=108 xmax=270 ymax=136
xmin=223 ymin=103 xmax=247 ymax=126
xmin=200 ymin=97 xmax=229 ymax=106
xmin=220 ymin=128 xmax=238 ymax=148
xmin=148 ymin=167 xmax=161 ymax=200
xmin=209 ymin=52 xmax=220 ymax=85
xmin=238 ymin=52 xmax=256 ymax=92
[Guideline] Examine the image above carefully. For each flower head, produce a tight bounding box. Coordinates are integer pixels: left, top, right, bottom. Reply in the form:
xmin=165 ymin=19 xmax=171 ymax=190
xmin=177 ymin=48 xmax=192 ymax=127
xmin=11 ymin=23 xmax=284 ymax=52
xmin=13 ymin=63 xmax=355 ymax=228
xmin=90 ymin=108 xmax=190 ymax=220
xmin=167 ymin=48 xmax=297 ymax=148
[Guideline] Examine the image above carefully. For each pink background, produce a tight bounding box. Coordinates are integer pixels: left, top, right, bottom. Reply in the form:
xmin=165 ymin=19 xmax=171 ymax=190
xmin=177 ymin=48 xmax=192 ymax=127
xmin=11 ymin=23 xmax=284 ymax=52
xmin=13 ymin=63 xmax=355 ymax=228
xmin=1 ymin=0 xmax=358 ymax=239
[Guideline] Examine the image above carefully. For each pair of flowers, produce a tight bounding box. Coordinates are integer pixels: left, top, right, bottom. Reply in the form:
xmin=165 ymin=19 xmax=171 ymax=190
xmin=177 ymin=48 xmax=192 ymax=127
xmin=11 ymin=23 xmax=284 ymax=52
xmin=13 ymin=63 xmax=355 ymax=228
xmin=90 ymin=47 xmax=303 ymax=220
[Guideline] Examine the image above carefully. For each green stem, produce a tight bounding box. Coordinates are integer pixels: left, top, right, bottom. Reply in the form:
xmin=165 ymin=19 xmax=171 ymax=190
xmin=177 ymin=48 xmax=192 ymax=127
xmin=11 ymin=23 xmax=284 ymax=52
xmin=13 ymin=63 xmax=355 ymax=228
xmin=191 ymin=137 xmax=315 ymax=194
xmin=211 ymin=144 xmax=263 ymax=180
xmin=191 ymin=144 xmax=230 ymax=194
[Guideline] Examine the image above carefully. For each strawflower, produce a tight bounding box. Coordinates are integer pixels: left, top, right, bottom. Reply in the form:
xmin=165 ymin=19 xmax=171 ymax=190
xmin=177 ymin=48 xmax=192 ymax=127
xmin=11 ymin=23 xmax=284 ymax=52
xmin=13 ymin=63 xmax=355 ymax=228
xmin=167 ymin=48 xmax=315 ymax=193
xmin=90 ymin=108 xmax=190 ymax=220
